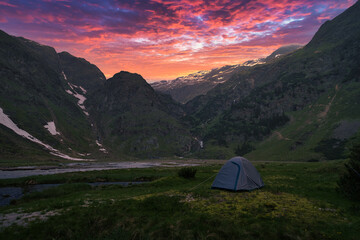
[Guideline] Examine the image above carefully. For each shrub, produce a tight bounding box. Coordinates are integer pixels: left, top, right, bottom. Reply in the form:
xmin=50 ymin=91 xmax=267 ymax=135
xmin=178 ymin=167 xmax=197 ymax=179
xmin=314 ymin=138 xmax=347 ymax=160
xmin=337 ymin=143 xmax=360 ymax=200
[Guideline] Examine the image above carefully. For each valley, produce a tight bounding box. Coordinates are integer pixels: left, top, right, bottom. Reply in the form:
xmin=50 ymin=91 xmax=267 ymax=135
xmin=1 ymin=4 xmax=359 ymax=163
xmin=0 ymin=1 xmax=360 ymax=239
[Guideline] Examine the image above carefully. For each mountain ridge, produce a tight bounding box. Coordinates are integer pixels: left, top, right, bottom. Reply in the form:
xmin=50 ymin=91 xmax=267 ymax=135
xmin=151 ymin=45 xmax=302 ymax=104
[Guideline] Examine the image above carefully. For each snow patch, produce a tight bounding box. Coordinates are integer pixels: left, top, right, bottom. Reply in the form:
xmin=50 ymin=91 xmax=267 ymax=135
xmin=79 ymin=86 xmax=87 ymax=94
xmin=62 ymin=71 xmax=67 ymax=81
xmin=96 ymin=140 xmax=108 ymax=153
xmin=99 ymin=148 xmax=108 ymax=153
xmin=242 ymin=59 xmax=265 ymax=67
xmin=63 ymin=70 xmax=88 ymax=115
xmin=77 ymin=153 xmax=91 ymax=156
xmin=44 ymin=121 xmax=60 ymax=135
xmin=0 ymin=107 xmax=91 ymax=161
xmin=96 ymin=140 xmax=103 ymax=147
xmin=65 ymin=86 xmax=89 ymax=116
xmin=49 ymin=152 xmax=91 ymax=161
xmin=67 ymin=82 xmax=74 ymax=90
xmin=73 ymin=92 xmax=86 ymax=107
xmin=175 ymin=70 xmax=211 ymax=84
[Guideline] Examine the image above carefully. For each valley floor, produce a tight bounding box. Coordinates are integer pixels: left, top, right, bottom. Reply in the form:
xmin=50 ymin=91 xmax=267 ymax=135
xmin=0 ymin=161 xmax=359 ymax=240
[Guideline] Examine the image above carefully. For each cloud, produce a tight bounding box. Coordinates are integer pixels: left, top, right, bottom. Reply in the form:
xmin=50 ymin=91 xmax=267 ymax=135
xmin=0 ymin=0 xmax=356 ymax=81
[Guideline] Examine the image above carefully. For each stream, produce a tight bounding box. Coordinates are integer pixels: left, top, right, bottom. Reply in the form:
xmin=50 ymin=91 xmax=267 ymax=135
xmin=0 ymin=161 xmax=198 ymax=179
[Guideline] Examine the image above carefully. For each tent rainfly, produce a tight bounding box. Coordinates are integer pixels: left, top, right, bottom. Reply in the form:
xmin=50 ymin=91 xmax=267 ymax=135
xmin=211 ymin=156 xmax=264 ymax=191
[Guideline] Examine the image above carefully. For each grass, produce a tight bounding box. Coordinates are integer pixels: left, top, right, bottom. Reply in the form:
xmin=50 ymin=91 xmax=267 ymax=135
xmin=0 ymin=161 xmax=359 ymax=239
xmin=247 ymin=81 xmax=360 ymax=161
xmin=0 ymin=167 xmax=171 ymax=187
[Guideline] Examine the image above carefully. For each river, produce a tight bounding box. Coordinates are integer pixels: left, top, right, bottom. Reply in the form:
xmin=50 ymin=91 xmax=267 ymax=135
xmin=0 ymin=161 xmax=199 ymax=179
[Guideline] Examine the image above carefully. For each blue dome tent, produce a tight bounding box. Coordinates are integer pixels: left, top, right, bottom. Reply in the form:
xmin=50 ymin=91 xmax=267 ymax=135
xmin=211 ymin=156 xmax=264 ymax=191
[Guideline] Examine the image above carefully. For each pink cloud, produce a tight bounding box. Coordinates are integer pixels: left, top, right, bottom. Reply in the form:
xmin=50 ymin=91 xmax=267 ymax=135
xmin=0 ymin=1 xmax=17 ymax=7
xmin=0 ymin=0 xmax=356 ymax=81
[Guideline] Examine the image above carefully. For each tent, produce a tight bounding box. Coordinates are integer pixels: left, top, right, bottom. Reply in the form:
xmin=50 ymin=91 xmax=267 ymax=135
xmin=211 ymin=156 xmax=264 ymax=191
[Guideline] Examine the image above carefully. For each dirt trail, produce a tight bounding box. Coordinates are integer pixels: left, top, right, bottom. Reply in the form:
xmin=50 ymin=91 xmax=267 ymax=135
xmin=318 ymin=85 xmax=339 ymax=119
xmin=265 ymin=131 xmax=291 ymax=142
xmin=274 ymin=131 xmax=291 ymax=140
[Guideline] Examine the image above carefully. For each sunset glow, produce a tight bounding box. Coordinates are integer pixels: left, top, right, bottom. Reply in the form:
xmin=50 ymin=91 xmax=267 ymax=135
xmin=0 ymin=0 xmax=356 ymax=81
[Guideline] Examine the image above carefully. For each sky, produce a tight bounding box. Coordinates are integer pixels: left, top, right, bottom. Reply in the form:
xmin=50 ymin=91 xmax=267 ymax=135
xmin=0 ymin=0 xmax=356 ymax=82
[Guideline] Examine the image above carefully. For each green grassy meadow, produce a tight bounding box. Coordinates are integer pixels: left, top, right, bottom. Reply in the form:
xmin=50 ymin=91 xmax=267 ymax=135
xmin=0 ymin=161 xmax=359 ymax=240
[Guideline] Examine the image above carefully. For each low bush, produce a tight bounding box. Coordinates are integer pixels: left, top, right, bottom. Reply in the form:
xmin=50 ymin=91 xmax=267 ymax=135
xmin=178 ymin=167 xmax=197 ymax=179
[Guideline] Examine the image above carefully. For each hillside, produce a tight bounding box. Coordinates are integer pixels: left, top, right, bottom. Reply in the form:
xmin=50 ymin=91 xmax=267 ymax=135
xmin=185 ymin=1 xmax=360 ymax=160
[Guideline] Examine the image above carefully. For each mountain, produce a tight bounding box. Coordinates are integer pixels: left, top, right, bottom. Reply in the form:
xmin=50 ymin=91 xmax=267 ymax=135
xmin=184 ymin=1 xmax=360 ymax=160
xmin=86 ymin=71 xmax=193 ymax=158
xmin=0 ymin=30 xmax=98 ymax=161
xmin=151 ymin=45 xmax=301 ymax=104
xmin=0 ymin=30 xmax=195 ymax=161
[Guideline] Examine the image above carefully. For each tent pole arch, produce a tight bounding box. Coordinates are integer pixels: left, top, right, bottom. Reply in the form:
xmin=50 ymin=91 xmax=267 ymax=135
xmin=232 ymin=162 xmax=241 ymax=191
